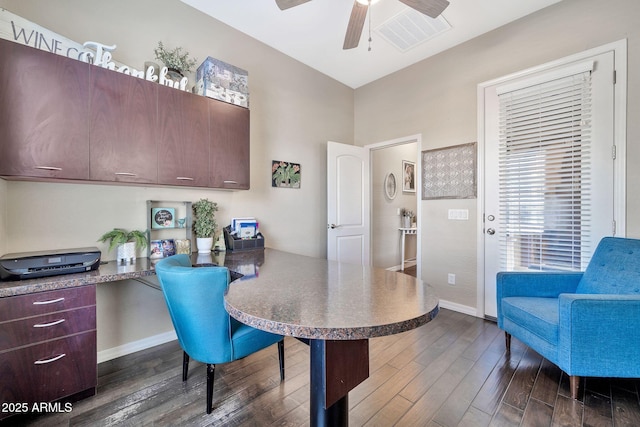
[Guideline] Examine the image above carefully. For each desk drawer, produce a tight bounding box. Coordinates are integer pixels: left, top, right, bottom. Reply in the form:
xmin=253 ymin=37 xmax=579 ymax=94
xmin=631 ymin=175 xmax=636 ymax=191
xmin=0 ymin=306 xmax=96 ymax=352
xmin=0 ymin=285 xmax=95 ymax=323
xmin=0 ymin=331 xmax=97 ymax=408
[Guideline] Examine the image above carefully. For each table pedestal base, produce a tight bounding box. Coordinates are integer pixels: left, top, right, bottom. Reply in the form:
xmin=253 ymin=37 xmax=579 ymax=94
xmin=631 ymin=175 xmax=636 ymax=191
xmin=309 ymin=339 xmax=369 ymax=427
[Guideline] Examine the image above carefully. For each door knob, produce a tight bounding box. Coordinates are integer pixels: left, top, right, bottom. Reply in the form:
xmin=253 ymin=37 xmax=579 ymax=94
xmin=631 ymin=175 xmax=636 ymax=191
xmin=328 ymin=224 xmax=340 ymax=229
xmin=486 ymin=228 xmax=496 ymax=235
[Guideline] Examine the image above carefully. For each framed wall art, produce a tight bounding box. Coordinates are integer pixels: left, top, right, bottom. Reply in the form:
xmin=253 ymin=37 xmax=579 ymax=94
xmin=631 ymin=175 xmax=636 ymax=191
xmin=402 ymin=160 xmax=416 ymax=193
xmin=422 ymin=142 xmax=477 ymax=200
xmin=272 ymin=160 xmax=301 ymax=189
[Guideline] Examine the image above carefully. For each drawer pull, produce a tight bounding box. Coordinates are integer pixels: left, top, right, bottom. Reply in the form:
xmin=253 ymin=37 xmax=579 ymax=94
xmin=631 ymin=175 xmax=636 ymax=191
xmin=33 ymin=297 xmax=65 ymax=305
xmin=115 ymin=172 xmax=137 ymax=177
xmin=34 ymin=353 xmax=66 ymax=365
xmin=176 ymin=177 xmax=194 ymax=181
xmin=33 ymin=319 xmax=66 ymax=328
xmin=223 ymin=180 xmax=238 ymax=185
xmin=35 ymin=166 xmax=62 ymax=171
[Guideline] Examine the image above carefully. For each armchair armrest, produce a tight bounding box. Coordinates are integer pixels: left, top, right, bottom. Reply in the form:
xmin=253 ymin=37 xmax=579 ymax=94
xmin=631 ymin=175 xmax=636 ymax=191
xmin=557 ymin=294 xmax=640 ymax=377
xmin=496 ymin=271 xmax=583 ymax=299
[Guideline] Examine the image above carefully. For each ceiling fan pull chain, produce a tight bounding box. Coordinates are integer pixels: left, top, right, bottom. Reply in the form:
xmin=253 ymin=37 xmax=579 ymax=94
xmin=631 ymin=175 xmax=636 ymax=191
xmin=368 ymin=0 xmax=373 ymax=51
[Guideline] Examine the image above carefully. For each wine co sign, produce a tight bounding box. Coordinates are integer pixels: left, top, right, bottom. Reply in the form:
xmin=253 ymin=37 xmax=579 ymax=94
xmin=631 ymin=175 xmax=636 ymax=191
xmin=0 ymin=8 xmax=189 ymax=91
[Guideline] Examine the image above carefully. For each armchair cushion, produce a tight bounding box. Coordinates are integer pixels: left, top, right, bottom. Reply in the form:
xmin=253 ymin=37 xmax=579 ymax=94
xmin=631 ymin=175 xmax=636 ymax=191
xmin=576 ymin=237 xmax=640 ymax=294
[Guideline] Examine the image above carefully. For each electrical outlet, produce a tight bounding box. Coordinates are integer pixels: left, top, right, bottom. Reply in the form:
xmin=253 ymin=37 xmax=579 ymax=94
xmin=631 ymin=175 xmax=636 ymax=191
xmin=448 ymin=273 xmax=456 ymax=285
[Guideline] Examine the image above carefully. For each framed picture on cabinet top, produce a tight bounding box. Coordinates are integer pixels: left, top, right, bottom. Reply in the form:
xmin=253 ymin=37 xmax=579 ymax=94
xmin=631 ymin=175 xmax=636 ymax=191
xmin=151 ymin=207 xmax=175 ymax=229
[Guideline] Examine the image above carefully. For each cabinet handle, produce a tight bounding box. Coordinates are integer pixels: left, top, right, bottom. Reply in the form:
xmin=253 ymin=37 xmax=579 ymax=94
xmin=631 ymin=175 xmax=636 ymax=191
xmin=34 ymin=353 xmax=66 ymax=365
xmin=33 ymin=319 xmax=66 ymax=328
xmin=223 ymin=180 xmax=238 ymax=185
xmin=176 ymin=177 xmax=194 ymax=181
xmin=33 ymin=297 xmax=65 ymax=305
xmin=115 ymin=172 xmax=137 ymax=177
xmin=35 ymin=166 xmax=62 ymax=171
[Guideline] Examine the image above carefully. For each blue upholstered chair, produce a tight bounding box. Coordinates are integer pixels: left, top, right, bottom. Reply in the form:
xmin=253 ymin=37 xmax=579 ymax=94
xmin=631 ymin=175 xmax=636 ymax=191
xmin=497 ymin=237 xmax=640 ymax=399
xmin=155 ymin=254 xmax=285 ymax=414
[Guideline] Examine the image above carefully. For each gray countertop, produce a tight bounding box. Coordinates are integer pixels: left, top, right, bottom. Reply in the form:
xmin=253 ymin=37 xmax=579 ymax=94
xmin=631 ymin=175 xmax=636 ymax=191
xmin=224 ymin=249 xmax=439 ymax=340
xmin=0 ymin=249 xmax=265 ymax=297
xmin=1 ymin=248 xmax=439 ymax=342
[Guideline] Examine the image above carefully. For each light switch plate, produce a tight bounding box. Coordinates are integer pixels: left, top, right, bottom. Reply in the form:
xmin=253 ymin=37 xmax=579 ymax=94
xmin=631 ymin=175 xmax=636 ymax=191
xmin=448 ymin=209 xmax=469 ymax=220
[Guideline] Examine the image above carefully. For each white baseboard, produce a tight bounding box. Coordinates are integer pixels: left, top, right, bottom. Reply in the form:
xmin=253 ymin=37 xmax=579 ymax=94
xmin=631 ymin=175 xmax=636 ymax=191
xmin=439 ymin=299 xmax=479 ymax=318
xmin=386 ymin=260 xmax=417 ymax=272
xmin=97 ymin=330 xmax=177 ymax=363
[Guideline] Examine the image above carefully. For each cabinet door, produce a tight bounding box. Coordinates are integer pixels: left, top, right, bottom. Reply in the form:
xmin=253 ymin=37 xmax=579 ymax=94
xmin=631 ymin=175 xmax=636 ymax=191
xmin=209 ymin=100 xmax=250 ymax=189
xmin=0 ymin=332 xmax=96 ymax=409
xmin=157 ymin=86 xmax=209 ymax=187
xmin=0 ymin=39 xmax=90 ymax=179
xmin=89 ymin=66 xmax=157 ymax=184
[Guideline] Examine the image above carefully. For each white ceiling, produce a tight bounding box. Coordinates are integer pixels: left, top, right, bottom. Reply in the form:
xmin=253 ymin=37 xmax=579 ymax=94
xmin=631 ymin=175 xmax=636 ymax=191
xmin=180 ymin=0 xmax=562 ymax=89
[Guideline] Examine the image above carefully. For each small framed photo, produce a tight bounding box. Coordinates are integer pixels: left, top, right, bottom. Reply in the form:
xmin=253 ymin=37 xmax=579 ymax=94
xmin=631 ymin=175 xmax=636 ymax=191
xmin=161 ymin=239 xmax=176 ymax=257
xmin=402 ymin=160 xmax=416 ymax=193
xmin=150 ymin=239 xmax=177 ymax=258
xmin=151 ymin=208 xmax=175 ymax=229
xmin=150 ymin=240 xmax=163 ymax=259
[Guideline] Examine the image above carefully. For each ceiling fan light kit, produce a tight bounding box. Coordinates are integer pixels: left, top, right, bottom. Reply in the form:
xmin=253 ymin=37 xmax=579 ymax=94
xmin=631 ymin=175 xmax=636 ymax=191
xmin=275 ymin=0 xmax=450 ymax=50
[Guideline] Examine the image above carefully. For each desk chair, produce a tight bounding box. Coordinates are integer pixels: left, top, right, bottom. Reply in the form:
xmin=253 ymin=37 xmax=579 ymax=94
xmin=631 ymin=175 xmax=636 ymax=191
xmin=155 ymin=254 xmax=285 ymax=414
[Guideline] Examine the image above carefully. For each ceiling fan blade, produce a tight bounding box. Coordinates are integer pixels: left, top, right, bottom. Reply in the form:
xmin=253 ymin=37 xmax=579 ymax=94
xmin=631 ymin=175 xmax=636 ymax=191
xmin=275 ymin=0 xmax=312 ymax=10
xmin=399 ymin=0 xmax=450 ymax=18
xmin=343 ymin=1 xmax=368 ymax=50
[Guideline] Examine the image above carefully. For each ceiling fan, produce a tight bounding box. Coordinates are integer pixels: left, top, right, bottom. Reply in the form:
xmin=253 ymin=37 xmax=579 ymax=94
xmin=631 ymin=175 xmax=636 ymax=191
xmin=275 ymin=0 xmax=450 ymax=49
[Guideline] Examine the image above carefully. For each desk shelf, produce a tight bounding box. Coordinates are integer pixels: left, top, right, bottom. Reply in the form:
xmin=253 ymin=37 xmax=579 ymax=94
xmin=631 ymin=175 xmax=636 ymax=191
xmin=146 ymin=200 xmax=192 ymax=258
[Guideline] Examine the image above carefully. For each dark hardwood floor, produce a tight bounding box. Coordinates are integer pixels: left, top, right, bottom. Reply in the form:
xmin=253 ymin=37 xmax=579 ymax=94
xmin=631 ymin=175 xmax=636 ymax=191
xmin=5 ymin=308 xmax=640 ymax=426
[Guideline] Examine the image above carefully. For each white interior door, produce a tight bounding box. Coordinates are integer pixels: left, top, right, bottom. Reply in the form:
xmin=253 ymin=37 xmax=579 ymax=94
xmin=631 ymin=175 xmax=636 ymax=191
xmin=482 ymin=50 xmax=617 ymax=318
xmin=327 ymin=141 xmax=370 ymax=265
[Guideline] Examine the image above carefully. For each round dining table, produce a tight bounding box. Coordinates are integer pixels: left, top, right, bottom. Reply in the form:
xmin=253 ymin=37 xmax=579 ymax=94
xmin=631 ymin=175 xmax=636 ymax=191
xmin=224 ymin=248 xmax=439 ymax=427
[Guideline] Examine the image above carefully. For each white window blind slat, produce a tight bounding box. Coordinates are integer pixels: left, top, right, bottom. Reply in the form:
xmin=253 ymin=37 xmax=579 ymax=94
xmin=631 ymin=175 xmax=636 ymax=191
xmin=497 ymin=68 xmax=593 ymax=272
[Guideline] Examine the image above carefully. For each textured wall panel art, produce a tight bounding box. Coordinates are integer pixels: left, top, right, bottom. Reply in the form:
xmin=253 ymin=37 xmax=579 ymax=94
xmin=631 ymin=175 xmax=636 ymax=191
xmin=422 ymin=142 xmax=477 ymax=200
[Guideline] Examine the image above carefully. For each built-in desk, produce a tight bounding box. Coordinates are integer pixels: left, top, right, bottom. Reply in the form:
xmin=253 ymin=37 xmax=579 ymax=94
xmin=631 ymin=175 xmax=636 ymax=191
xmin=0 ymin=249 xmax=264 ymax=420
xmin=225 ymin=249 xmax=439 ymax=426
xmin=0 ymin=249 xmax=263 ymax=297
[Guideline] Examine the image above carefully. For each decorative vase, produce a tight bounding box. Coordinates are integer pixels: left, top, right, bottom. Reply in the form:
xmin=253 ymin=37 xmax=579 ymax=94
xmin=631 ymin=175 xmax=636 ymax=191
xmin=167 ymin=67 xmax=184 ymax=82
xmin=117 ymin=241 xmax=136 ymax=264
xmin=402 ymin=216 xmax=411 ymax=228
xmin=196 ymin=237 xmax=214 ymax=254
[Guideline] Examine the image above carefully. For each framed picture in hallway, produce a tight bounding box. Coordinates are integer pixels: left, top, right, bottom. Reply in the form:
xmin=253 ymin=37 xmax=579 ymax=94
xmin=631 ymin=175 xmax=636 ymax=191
xmin=402 ymin=160 xmax=416 ymax=193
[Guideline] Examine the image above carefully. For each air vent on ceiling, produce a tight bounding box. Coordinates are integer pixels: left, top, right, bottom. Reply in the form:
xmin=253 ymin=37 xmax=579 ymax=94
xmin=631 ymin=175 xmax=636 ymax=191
xmin=375 ymin=7 xmax=451 ymax=53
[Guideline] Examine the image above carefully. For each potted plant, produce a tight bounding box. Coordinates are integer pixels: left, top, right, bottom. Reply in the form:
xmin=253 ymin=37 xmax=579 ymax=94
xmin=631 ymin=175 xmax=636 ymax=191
xmin=154 ymin=41 xmax=198 ymax=79
xmin=98 ymin=228 xmax=148 ymax=264
xmin=192 ymin=198 xmax=218 ymax=253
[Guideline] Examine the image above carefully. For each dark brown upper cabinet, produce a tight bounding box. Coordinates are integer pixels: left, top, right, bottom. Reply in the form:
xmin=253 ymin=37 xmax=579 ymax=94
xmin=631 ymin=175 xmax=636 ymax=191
xmin=157 ymin=85 xmax=210 ymax=187
xmin=209 ymin=99 xmax=250 ymax=190
xmin=0 ymin=39 xmax=90 ymax=180
xmin=0 ymin=39 xmax=250 ymax=189
xmin=89 ymin=66 xmax=158 ymax=184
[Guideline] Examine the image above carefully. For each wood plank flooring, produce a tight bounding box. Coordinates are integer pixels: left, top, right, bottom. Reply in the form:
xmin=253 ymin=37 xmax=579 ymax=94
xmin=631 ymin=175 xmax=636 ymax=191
xmin=5 ymin=308 xmax=640 ymax=426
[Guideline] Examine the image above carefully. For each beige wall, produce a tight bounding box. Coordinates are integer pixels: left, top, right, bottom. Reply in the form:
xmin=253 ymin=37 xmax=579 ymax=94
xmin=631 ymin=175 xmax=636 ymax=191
xmin=0 ymin=0 xmax=354 ymax=356
xmin=371 ymin=143 xmax=417 ymax=269
xmin=354 ymin=0 xmax=640 ymax=310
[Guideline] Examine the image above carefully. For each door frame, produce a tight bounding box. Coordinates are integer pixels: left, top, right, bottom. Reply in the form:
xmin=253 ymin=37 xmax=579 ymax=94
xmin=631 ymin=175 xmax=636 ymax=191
xmin=365 ymin=134 xmax=423 ymax=275
xmin=475 ymin=39 xmax=628 ymax=318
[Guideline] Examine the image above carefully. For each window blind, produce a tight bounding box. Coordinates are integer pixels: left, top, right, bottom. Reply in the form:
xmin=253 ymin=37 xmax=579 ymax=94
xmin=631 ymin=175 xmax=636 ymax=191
xmin=497 ymin=65 xmax=593 ymax=272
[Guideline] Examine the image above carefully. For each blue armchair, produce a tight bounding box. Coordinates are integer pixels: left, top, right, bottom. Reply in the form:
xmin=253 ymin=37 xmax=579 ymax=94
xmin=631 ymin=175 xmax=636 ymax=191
xmin=497 ymin=237 xmax=640 ymax=399
xmin=155 ymin=254 xmax=285 ymax=414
